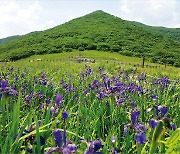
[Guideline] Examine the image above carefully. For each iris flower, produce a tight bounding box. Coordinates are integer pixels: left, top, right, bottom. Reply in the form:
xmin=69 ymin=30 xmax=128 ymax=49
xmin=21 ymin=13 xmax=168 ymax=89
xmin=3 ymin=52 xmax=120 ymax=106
xmin=0 ymin=80 xmax=18 ymax=96
xmin=148 ymin=105 xmax=176 ymax=130
xmin=83 ymin=140 xmax=103 ymax=154
xmin=124 ymin=109 xmax=147 ymax=144
xmin=46 ymin=129 xmax=77 ymax=154
xmin=62 ymin=110 xmax=69 ymax=119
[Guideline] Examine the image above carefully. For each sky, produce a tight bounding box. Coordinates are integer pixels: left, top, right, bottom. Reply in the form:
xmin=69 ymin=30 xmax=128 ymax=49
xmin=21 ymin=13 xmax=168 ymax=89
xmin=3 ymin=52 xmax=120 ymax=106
xmin=0 ymin=0 xmax=180 ymax=39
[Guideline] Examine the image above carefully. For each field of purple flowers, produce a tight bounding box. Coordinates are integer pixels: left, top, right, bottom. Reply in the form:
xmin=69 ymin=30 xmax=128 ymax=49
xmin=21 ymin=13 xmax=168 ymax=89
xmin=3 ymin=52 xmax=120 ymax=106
xmin=0 ymin=60 xmax=179 ymax=153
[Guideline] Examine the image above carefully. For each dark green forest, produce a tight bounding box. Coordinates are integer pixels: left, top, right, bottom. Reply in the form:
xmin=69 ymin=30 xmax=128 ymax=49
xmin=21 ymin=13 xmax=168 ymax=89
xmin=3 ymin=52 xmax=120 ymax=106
xmin=0 ymin=10 xmax=180 ymax=67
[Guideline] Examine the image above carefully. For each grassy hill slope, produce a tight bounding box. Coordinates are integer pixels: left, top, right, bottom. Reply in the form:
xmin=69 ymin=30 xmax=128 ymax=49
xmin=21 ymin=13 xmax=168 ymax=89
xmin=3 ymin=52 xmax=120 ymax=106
xmin=0 ymin=35 xmax=20 ymax=45
xmin=0 ymin=10 xmax=179 ymax=67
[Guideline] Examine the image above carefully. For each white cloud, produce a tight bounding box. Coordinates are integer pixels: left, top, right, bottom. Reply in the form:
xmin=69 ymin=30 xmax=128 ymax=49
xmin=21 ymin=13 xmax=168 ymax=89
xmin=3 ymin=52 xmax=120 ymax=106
xmin=119 ymin=0 xmax=180 ymax=28
xmin=0 ymin=0 xmax=57 ymax=38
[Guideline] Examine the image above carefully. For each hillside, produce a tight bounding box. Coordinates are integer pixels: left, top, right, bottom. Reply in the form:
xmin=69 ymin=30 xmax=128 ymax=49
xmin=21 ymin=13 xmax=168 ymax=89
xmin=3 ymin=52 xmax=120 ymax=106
xmin=0 ymin=35 xmax=20 ymax=45
xmin=0 ymin=10 xmax=180 ymax=67
xmin=132 ymin=21 xmax=180 ymax=42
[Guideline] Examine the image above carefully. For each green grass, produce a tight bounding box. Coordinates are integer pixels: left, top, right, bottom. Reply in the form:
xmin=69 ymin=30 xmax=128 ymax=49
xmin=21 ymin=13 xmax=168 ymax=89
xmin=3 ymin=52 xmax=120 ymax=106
xmin=11 ymin=50 xmax=180 ymax=79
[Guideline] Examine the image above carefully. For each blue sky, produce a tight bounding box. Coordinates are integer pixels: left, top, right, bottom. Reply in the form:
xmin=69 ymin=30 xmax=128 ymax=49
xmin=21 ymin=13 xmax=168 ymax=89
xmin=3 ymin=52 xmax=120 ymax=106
xmin=0 ymin=0 xmax=180 ymax=38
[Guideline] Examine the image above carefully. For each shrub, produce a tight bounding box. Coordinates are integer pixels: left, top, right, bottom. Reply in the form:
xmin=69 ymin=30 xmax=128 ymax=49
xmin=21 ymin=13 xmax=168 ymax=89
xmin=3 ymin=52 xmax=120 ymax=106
xmin=78 ymin=47 xmax=85 ymax=51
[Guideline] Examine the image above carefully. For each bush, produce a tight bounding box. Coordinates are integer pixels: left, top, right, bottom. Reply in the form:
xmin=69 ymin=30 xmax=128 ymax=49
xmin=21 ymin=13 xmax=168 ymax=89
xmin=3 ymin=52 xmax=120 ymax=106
xmin=78 ymin=47 xmax=85 ymax=51
xmin=86 ymin=44 xmax=97 ymax=50
xmin=120 ymin=51 xmax=133 ymax=57
xmin=174 ymin=62 xmax=180 ymax=67
xmin=97 ymin=43 xmax=110 ymax=51
xmin=63 ymin=47 xmax=72 ymax=52
xmin=111 ymin=45 xmax=121 ymax=52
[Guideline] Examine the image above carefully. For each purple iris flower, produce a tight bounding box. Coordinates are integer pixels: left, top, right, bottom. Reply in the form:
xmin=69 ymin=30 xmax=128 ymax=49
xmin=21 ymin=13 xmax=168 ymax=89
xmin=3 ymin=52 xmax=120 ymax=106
xmin=124 ymin=109 xmax=147 ymax=144
xmin=148 ymin=119 xmax=158 ymax=129
xmin=154 ymin=105 xmax=168 ymax=118
xmin=27 ymin=147 xmax=32 ymax=153
xmin=0 ymin=93 xmax=2 ymax=99
xmin=65 ymin=84 xmax=73 ymax=93
xmin=34 ymin=136 xmax=45 ymax=146
xmin=0 ymin=80 xmax=18 ymax=96
xmin=137 ymin=73 xmax=146 ymax=81
xmin=0 ymin=80 xmax=8 ymax=90
xmin=171 ymin=124 xmax=176 ymax=131
xmin=149 ymin=105 xmax=176 ymax=130
xmin=151 ymin=94 xmax=157 ymax=100
xmin=84 ymin=140 xmax=103 ymax=154
xmin=131 ymin=110 xmax=140 ymax=125
xmin=131 ymin=102 xmax=136 ymax=108
xmin=62 ymin=110 xmax=68 ymax=119
xmin=111 ymin=136 xmax=116 ymax=143
xmin=55 ymin=94 xmax=63 ymax=105
xmin=98 ymin=91 xmax=104 ymax=100
xmin=45 ymin=129 xmax=77 ymax=154
xmin=116 ymin=99 xmax=124 ymax=106
xmin=104 ymin=79 xmax=111 ymax=89
xmin=10 ymin=89 xmax=18 ymax=95
xmin=134 ymin=132 xmax=146 ymax=144
xmin=46 ymin=98 xmax=50 ymax=104
xmin=50 ymin=106 xmax=55 ymax=115
xmin=54 ymin=129 xmax=62 ymax=147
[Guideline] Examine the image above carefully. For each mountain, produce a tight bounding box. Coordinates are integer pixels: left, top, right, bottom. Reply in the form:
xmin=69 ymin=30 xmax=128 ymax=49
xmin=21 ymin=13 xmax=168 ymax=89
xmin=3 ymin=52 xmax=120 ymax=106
xmin=0 ymin=35 xmax=20 ymax=45
xmin=131 ymin=21 xmax=180 ymax=42
xmin=0 ymin=10 xmax=179 ymax=67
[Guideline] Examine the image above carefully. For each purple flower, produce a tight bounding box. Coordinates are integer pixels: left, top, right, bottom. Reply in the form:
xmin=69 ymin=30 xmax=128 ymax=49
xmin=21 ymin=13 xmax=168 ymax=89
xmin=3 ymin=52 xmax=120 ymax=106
xmin=155 ymin=105 xmax=167 ymax=118
xmin=34 ymin=136 xmax=45 ymax=146
xmin=55 ymin=94 xmax=63 ymax=105
xmin=83 ymin=140 xmax=102 ymax=154
xmin=0 ymin=80 xmax=18 ymax=96
xmin=123 ymin=109 xmax=147 ymax=144
xmin=0 ymin=80 xmax=8 ymax=90
xmin=62 ymin=144 xmax=77 ymax=153
xmin=150 ymin=105 xmax=175 ymax=131
xmin=50 ymin=106 xmax=55 ymax=115
xmin=27 ymin=147 xmax=32 ymax=153
xmin=111 ymin=136 xmax=116 ymax=143
xmin=151 ymin=94 xmax=157 ymax=100
xmin=134 ymin=132 xmax=146 ymax=144
xmin=131 ymin=109 xmax=140 ymax=125
xmin=46 ymin=98 xmax=50 ymax=104
xmin=131 ymin=102 xmax=136 ymax=108
xmin=148 ymin=119 xmax=158 ymax=129
xmin=171 ymin=124 xmax=176 ymax=131
xmin=134 ymin=123 xmax=147 ymax=132
xmin=46 ymin=129 xmax=77 ymax=154
xmin=62 ymin=110 xmax=68 ymax=119
xmin=98 ymin=91 xmax=104 ymax=100
xmin=93 ymin=140 xmax=102 ymax=152
xmin=54 ymin=129 xmax=62 ymax=147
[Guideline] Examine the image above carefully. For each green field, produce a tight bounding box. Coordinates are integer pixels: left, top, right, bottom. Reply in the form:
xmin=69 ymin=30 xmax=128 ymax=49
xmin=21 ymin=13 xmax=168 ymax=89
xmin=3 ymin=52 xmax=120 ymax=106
xmin=0 ymin=50 xmax=179 ymax=153
xmin=4 ymin=50 xmax=180 ymax=79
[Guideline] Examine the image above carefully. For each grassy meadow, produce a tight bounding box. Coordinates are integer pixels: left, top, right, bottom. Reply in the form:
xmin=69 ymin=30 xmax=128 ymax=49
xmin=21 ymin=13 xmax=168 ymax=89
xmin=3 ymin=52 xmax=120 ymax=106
xmin=0 ymin=50 xmax=179 ymax=154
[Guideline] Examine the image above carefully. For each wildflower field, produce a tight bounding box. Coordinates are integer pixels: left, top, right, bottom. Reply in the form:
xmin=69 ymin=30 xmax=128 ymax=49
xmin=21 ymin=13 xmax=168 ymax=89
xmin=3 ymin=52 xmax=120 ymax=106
xmin=0 ymin=51 xmax=179 ymax=154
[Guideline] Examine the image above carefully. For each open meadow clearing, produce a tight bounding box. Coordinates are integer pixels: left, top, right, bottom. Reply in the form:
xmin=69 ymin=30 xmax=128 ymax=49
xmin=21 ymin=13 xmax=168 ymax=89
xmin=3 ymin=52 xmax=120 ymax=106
xmin=0 ymin=51 xmax=179 ymax=153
